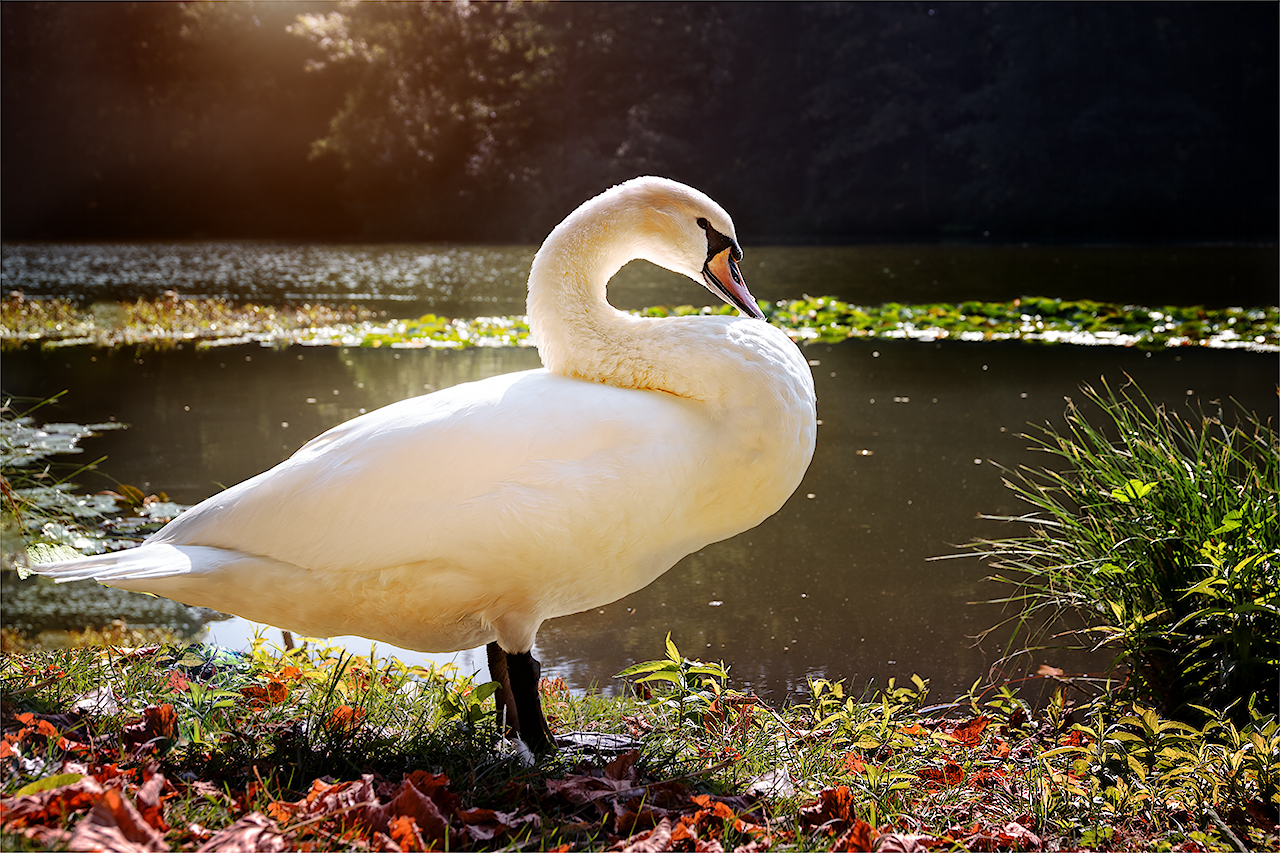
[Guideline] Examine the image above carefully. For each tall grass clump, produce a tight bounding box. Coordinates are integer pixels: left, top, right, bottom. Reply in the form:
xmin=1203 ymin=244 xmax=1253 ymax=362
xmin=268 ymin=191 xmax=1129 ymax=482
xmin=976 ymin=378 xmax=1278 ymax=724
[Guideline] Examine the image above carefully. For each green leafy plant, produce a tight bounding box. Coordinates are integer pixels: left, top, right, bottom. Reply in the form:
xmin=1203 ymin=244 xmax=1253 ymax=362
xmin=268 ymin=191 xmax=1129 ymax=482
xmin=974 ymin=378 xmax=1279 ymax=723
xmin=616 ymin=632 xmax=731 ymax=731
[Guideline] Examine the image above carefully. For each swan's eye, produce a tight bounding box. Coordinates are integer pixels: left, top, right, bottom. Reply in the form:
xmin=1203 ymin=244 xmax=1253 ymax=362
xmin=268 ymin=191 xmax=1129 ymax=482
xmin=697 ymin=217 xmax=741 ymax=262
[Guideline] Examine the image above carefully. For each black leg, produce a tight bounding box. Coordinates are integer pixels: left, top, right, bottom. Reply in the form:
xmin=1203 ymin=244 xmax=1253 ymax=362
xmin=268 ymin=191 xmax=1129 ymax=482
xmin=486 ymin=641 xmax=520 ymax=737
xmin=505 ymin=649 xmax=555 ymax=754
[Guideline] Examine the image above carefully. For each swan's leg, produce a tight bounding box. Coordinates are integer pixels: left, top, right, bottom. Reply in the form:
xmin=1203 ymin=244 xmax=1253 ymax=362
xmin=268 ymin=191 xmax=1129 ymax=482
xmin=486 ymin=641 xmax=520 ymax=737
xmin=506 ymin=650 xmax=554 ymax=754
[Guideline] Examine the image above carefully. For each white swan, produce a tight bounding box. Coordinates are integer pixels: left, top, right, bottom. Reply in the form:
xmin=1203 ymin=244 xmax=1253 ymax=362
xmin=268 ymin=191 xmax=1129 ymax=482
xmin=33 ymin=177 xmax=817 ymax=752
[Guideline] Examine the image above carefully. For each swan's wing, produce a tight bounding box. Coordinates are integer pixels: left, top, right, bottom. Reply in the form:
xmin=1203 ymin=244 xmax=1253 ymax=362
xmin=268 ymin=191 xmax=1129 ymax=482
xmin=145 ymin=368 xmax=720 ymax=580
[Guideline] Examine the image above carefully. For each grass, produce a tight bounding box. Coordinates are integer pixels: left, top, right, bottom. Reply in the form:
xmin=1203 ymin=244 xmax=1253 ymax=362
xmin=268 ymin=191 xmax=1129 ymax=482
xmin=1 ymin=634 xmax=1277 ymax=851
xmin=969 ymin=378 xmax=1279 ymax=726
xmin=4 ymin=294 xmax=1278 ymax=351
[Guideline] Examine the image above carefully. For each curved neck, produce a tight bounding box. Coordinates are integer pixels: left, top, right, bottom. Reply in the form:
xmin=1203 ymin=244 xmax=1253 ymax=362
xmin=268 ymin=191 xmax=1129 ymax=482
xmin=527 ymin=203 xmax=679 ymax=393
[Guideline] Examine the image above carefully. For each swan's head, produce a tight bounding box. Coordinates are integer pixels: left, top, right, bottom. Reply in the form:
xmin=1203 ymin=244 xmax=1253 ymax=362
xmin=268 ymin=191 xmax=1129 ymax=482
xmin=604 ymin=177 xmax=763 ymax=320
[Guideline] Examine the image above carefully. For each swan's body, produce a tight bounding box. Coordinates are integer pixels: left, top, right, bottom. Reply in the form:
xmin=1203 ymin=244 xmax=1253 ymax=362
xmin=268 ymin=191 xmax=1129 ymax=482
xmin=34 ymin=177 xmax=817 ymax=750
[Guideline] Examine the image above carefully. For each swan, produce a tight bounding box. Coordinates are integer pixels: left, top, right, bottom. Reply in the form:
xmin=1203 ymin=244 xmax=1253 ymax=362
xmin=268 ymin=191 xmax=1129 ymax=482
xmin=32 ymin=177 xmax=818 ymax=753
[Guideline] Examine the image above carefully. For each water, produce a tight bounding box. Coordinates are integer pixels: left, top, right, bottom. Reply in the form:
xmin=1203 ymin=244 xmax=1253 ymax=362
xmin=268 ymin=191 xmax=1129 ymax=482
xmin=3 ymin=242 xmax=1276 ymax=314
xmin=2 ymin=243 xmax=1276 ymax=704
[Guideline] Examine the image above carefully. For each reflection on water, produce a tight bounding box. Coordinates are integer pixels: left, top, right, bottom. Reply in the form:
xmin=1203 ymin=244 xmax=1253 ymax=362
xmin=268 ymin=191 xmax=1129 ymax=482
xmin=4 ymin=337 xmax=1273 ymax=704
xmin=3 ymin=242 xmax=1275 ymax=314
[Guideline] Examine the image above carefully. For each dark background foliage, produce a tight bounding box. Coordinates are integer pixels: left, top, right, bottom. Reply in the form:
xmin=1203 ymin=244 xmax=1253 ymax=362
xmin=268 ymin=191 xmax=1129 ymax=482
xmin=2 ymin=1 xmax=1276 ymax=243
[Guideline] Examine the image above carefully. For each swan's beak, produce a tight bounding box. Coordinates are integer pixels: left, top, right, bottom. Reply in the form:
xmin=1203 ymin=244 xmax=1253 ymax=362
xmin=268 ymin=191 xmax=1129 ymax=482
xmin=703 ymin=249 xmax=764 ymax=320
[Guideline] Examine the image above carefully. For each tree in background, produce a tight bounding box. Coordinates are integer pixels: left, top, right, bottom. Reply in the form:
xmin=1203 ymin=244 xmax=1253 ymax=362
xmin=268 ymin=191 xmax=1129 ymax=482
xmin=2 ymin=2 xmax=1275 ymax=242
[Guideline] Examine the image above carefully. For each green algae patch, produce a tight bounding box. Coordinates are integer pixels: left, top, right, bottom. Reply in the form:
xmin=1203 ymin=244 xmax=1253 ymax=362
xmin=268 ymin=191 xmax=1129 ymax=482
xmin=3 ymin=294 xmax=1277 ymax=351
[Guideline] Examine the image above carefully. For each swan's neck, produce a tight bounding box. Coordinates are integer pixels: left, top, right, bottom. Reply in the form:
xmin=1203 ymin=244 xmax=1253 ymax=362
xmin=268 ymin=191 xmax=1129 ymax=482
xmin=528 ymin=205 xmax=704 ymax=397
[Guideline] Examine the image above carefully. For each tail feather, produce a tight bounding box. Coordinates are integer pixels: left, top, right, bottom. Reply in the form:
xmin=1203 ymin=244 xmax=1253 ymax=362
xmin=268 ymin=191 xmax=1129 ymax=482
xmin=31 ymin=544 xmax=345 ymax=637
xmin=34 ymin=544 xmax=241 ymax=585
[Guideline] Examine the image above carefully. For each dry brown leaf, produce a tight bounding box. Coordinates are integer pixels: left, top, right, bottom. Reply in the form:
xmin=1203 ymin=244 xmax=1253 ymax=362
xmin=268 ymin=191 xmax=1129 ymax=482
xmin=121 ymin=705 xmax=176 ymax=754
xmin=620 ymin=815 xmax=673 ymax=852
xmin=944 ymin=715 xmax=990 ymax=748
xmin=135 ymin=767 xmax=169 ymax=833
xmin=830 ymin=818 xmax=875 ymax=851
xmin=370 ymin=779 xmax=450 ymax=842
xmin=874 ymin=832 xmax=941 ymax=851
xmin=68 ymin=787 xmax=169 ymax=853
xmin=194 ymin=812 xmax=292 ymax=853
xmin=1 ymin=776 xmax=105 ymax=828
xmin=799 ymin=785 xmax=856 ymax=831
xmin=456 ymin=805 xmax=540 ymax=843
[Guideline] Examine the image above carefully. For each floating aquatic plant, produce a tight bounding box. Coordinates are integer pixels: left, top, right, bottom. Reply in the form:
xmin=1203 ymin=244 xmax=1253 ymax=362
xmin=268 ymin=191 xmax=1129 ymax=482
xmin=3 ymin=295 xmax=1277 ymax=351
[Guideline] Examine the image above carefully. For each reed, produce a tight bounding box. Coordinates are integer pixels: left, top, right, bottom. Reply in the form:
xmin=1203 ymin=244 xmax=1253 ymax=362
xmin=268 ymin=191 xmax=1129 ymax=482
xmin=975 ymin=378 xmax=1278 ymax=723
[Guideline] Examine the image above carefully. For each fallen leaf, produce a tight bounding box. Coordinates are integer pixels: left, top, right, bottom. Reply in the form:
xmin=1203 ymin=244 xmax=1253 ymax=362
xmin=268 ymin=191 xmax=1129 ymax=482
xmin=831 ymin=818 xmax=875 ymax=851
xmin=370 ymin=778 xmax=450 ymax=842
xmin=456 ymin=806 xmax=540 ymax=843
xmin=194 ymin=812 xmax=292 ymax=853
xmin=746 ymin=767 xmax=795 ymax=798
xmin=67 ymin=787 xmax=169 ymax=853
xmin=621 ymin=815 xmax=673 ymax=852
xmin=133 ymin=774 xmax=169 ymax=835
xmin=960 ymin=820 xmax=1043 ymax=851
xmin=388 ymin=814 xmax=426 ymax=851
xmin=73 ymin=686 xmax=121 ymax=715
xmin=799 ymin=785 xmax=856 ymax=833
xmin=7 ymin=824 xmax=74 ymax=849
xmin=605 ymin=749 xmax=641 ymax=780
xmin=121 ymin=705 xmax=176 ymax=754
xmin=1 ymin=776 xmax=105 ymax=828
xmin=325 ymin=704 xmax=366 ymax=732
xmin=842 ymin=753 xmax=868 ymax=775
xmin=164 ymin=671 xmax=190 ymax=694
xmin=944 ymin=716 xmax=989 ymax=748
xmin=240 ymin=679 xmax=289 ymax=707
xmin=916 ymin=760 xmax=964 ymax=788
xmin=875 ymin=832 xmax=941 ymax=851
xmin=1036 ymin=665 xmax=1064 ymax=678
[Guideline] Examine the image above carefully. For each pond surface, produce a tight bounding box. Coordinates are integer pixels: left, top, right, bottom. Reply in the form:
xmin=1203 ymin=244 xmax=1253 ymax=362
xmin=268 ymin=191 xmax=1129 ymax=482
xmin=2 ymin=242 xmax=1276 ymax=705
xmin=3 ymin=242 xmax=1276 ymax=313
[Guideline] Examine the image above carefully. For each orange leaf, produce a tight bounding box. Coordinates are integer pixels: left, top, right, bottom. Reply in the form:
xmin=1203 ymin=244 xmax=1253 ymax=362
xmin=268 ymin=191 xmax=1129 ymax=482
xmin=67 ymin=787 xmax=168 ymax=853
xmin=946 ymin=716 xmax=990 ymax=748
xmin=799 ymin=785 xmax=856 ymax=830
xmin=831 ymin=819 xmax=875 ymax=852
xmin=990 ymin=738 xmax=1011 ymax=758
xmin=842 ymin=753 xmax=868 ymax=774
xmin=389 ymin=815 xmax=425 ymax=852
xmin=0 ymin=777 xmax=105 ymax=828
xmin=898 ymin=723 xmax=927 ymax=736
xmin=1036 ymin=664 xmax=1065 ymax=678
xmin=122 ymin=704 xmax=176 ymax=751
xmin=326 ymin=704 xmax=366 ymax=733
xmin=918 ymin=760 xmax=965 ymax=788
